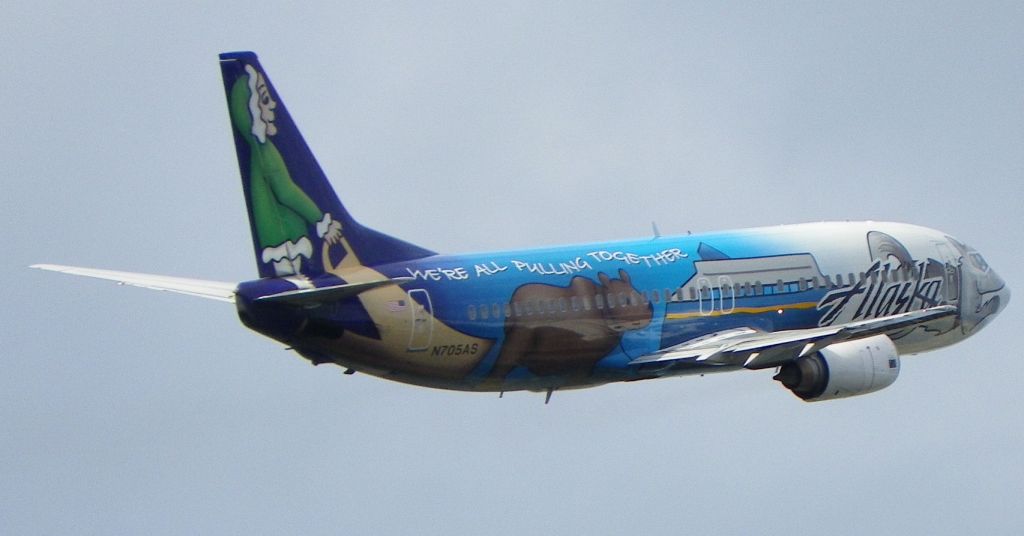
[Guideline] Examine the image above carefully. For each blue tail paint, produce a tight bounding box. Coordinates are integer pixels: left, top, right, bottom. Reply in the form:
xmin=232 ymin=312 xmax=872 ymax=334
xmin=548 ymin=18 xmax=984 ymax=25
xmin=219 ymin=51 xmax=435 ymax=278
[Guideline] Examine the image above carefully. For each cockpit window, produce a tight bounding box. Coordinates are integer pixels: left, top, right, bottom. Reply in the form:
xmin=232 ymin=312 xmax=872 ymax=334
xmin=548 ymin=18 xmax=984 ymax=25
xmin=969 ymin=252 xmax=989 ymax=272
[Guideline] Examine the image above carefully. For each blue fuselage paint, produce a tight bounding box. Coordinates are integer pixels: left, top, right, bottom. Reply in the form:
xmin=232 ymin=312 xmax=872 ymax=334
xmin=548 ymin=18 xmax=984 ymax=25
xmin=234 ymin=221 xmax=1007 ymax=392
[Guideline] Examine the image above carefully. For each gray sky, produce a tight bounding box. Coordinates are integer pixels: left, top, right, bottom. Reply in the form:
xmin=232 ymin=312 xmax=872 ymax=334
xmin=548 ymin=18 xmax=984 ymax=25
xmin=3 ymin=2 xmax=1022 ymax=534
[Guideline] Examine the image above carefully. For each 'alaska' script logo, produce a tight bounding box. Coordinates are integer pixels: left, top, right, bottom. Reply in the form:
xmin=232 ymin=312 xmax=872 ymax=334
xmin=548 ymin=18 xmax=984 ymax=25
xmin=817 ymin=260 xmax=945 ymax=326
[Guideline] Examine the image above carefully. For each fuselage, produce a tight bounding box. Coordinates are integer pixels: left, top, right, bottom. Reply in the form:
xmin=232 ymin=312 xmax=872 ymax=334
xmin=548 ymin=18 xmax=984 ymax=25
xmin=235 ymin=221 xmax=1009 ymax=392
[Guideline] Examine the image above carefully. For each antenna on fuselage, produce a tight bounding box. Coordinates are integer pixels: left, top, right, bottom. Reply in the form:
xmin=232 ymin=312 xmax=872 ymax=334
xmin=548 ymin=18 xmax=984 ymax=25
xmin=651 ymin=221 xmax=662 ymax=240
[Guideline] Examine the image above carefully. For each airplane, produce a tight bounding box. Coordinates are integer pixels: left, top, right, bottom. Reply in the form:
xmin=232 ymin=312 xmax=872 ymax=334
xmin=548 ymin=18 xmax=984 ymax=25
xmin=33 ymin=51 xmax=1010 ymax=403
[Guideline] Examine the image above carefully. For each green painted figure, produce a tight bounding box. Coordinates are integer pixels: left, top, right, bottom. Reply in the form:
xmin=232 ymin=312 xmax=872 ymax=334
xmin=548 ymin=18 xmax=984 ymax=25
xmin=228 ymin=64 xmax=342 ymax=276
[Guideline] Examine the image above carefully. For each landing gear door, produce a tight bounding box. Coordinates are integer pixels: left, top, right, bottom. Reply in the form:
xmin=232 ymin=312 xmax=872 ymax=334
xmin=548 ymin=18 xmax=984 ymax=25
xmin=407 ymin=289 xmax=433 ymax=351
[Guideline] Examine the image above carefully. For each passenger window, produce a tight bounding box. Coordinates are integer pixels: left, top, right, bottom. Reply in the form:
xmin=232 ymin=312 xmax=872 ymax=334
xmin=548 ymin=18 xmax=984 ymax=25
xmin=848 ymin=273 xmax=855 ymax=285
xmin=479 ymin=304 xmax=489 ymax=320
xmin=571 ymin=296 xmax=580 ymax=312
xmin=812 ymin=276 xmax=820 ymax=289
xmin=689 ymin=287 xmax=697 ymax=300
xmin=595 ymin=294 xmax=605 ymax=309
xmin=559 ymin=297 xmax=568 ymax=312
xmin=493 ymin=303 xmax=502 ymax=319
xmin=607 ymin=293 xmax=616 ymax=309
xmin=582 ymin=296 xmax=592 ymax=311
xmin=754 ymin=281 xmax=763 ymax=296
xmin=505 ymin=303 xmax=513 ymax=318
xmin=776 ymin=279 xmax=784 ymax=293
xmin=823 ymin=275 xmax=832 ymax=288
xmin=835 ymin=274 xmax=843 ymax=286
xmin=651 ymin=290 xmax=660 ymax=304
xmin=467 ymin=305 xmax=477 ymax=320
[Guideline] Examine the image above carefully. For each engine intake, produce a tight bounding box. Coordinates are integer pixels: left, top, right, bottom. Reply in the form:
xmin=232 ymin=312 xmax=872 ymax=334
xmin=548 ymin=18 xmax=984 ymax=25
xmin=773 ymin=334 xmax=900 ymax=402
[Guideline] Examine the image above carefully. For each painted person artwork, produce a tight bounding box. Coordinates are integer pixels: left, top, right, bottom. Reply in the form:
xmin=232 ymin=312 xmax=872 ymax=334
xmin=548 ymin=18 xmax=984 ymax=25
xmin=228 ymin=64 xmax=343 ymax=276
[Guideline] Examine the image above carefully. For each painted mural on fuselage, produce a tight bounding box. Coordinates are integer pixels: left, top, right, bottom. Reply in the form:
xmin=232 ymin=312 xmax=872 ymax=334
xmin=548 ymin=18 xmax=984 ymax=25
xmin=340 ymin=221 xmax=961 ymax=390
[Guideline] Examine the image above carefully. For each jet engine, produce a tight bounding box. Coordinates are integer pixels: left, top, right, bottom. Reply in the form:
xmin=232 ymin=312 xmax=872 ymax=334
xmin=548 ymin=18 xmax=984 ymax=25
xmin=773 ymin=334 xmax=900 ymax=402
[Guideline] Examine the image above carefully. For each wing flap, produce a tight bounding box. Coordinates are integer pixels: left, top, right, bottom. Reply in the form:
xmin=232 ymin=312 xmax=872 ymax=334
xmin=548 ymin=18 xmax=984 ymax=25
xmin=31 ymin=264 xmax=237 ymax=303
xmin=630 ymin=305 xmax=958 ymax=370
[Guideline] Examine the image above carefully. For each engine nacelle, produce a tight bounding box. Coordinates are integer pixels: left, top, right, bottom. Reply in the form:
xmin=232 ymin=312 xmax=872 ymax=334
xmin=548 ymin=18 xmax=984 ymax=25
xmin=773 ymin=334 xmax=900 ymax=402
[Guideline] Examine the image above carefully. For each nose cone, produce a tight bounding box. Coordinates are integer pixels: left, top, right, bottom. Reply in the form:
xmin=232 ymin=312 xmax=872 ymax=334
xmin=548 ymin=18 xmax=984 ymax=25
xmin=961 ymin=266 xmax=1009 ymax=334
xmin=996 ymin=279 xmax=1011 ymax=315
xmin=948 ymin=238 xmax=1010 ymax=334
xmin=985 ymin=266 xmax=1010 ymax=315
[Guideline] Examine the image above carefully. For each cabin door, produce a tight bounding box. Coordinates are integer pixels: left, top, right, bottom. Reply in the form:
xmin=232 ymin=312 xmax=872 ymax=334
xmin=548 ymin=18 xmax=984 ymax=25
xmin=933 ymin=241 xmax=960 ymax=304
xmin=407 ymin=289 xmax=434 ymax=351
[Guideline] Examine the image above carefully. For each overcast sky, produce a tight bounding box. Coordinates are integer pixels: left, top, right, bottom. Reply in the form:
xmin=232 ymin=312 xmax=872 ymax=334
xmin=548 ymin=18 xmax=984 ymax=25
xmin=2 ymin=2 xmax=1022 ymax=534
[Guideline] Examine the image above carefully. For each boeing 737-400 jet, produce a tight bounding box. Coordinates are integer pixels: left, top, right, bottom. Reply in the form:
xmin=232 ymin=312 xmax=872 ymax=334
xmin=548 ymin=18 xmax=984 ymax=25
xmin=34 ymin=51 xmax=1010 ymax=402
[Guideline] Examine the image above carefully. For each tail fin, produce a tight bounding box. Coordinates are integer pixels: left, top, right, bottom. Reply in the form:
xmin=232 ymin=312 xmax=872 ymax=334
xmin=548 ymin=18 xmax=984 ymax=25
xmin=219 ymin=51 xmax=435 ymax=278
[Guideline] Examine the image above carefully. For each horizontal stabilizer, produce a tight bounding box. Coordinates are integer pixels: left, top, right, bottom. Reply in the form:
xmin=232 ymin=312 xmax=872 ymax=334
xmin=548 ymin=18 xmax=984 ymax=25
xmin=31 ymin=264 xmax=237 ymax=302
xmin=630 ymin=305 xmax=958 ymax=370
xmin=254 ymin=277 xmax=414 ymax=306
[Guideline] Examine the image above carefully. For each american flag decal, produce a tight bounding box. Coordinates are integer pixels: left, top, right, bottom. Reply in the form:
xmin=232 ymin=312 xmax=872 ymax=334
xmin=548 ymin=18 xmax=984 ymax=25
xmin=386 ymin=300 xmax=407 ymax=312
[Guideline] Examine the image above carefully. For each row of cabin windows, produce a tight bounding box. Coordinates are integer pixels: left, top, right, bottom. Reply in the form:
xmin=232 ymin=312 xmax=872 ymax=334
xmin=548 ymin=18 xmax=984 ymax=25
xmin=464 ymin=264 xmax=925 ymax=320
xmin=715 ymin=264 xmax=925 ymax=299
xmin=466 ymin=291 xmax=647 ymax=321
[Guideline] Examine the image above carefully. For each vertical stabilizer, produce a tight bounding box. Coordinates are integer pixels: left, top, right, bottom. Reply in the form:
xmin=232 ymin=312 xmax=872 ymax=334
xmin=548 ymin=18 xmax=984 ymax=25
xmin=219 ymin=51 xmax=434 ymax=278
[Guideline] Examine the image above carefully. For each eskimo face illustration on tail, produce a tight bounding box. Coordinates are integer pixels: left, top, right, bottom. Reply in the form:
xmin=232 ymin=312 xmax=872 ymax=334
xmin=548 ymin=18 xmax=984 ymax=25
xmin=490 ymin=269 xmax=652 ymax=380
xmin=226 ymin=64 xmax=342 ymax=277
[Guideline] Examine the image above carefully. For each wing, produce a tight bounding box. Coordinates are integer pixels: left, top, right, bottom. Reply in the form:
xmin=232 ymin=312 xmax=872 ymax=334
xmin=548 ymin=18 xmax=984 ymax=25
xmin=630 ymin=305 xmax=957 ymax=370
xmin=31 ymin=264 xmax=237 ymax=303
xmin=31 ymin=264 xmax=414 ymax=306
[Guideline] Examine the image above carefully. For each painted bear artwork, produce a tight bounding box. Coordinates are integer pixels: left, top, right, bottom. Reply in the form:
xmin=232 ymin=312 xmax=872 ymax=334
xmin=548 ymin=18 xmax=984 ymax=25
xmin=491 ymin=269 xmax=653 ymax=379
